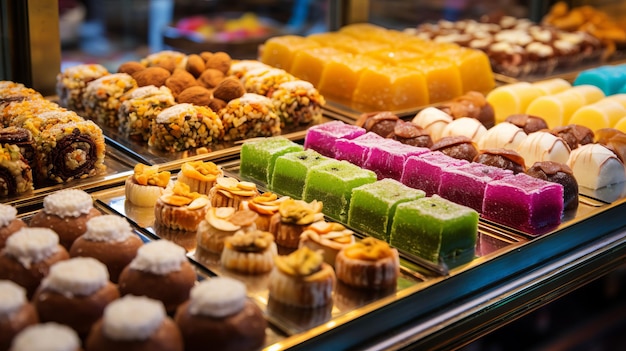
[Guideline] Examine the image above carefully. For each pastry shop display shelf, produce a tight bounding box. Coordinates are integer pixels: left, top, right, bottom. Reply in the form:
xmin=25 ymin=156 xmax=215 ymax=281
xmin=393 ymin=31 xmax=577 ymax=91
xmin=72 ymin=156 xmax=625 ymax=350
xmin=101 ymin=114 xmax=353 ymax=168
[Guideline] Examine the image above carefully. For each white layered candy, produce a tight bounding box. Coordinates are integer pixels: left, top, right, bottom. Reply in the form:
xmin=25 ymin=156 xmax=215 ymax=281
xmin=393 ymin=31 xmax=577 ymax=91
xmin=412 ymin=107 xmax=453 ymax=141
xmin=188 ymin=277 xmax=246 ymax=318
xmin=516 ymin=131 xmax=570 ymax=167
xmin=477 ymin=122 xmax=527 ymax=150
xmin=42 ymin=257 xmax=109 ymax=297
xmin=102 ymin=295 xmax=166 ymax=341
xmin=0 ymin=280 xmax=26 ymax=317
xmin=567 ymin=144 xmax=626 ymax=189
xmin=83 ymin=215 xmax=134 ymax=243
xmin=43 ymin=189 xmax=93 ymax=217
xmin=10 ymin=323 xmax=80 ymax=351
xmin=440 ymin=117 xmax=487 ymax=142
xmin=0 ymin=203 xmax=17 ymax=227
xmin=4 ymin=228 xmax=60 ymax=269
xmin=129 ymin=240 xmax=186 ymax=275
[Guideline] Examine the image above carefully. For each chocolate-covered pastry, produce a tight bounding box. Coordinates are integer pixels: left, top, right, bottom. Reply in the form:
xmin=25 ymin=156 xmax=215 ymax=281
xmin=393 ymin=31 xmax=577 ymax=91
xmin=527 ymin=161 xmax=579 ymax=210
xmin=474 ymin=148 xmax=526 ymax=174
xmin=355 ymin=111 xmax=399 ymax=137
xmin=431 ymin=135 xmax=477 ymax=162
xmin=505 ymin=114 xmax=549 ymax=134
xmin=594 ymin=128 xmax=626 ymax=164
xmin=387 ymin=120 xmax=433 ymax=148
xmin=551 ymin=124 xmax=594 ymax=151
xmin=438 ymin=91 xmax=495 ymax=128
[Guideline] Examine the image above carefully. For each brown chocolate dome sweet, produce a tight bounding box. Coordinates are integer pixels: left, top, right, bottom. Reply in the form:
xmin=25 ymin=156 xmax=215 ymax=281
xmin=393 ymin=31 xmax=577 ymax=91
xmin=551 ymin=124 xmax=594 ymax=151
xmin=174 ymin=277 xmax=266 ymax=351
xmin=355 ymin=111 xmax=399 ymax=137
xmin=29 ymin=189 xmax=102 ymax=250
xmin=69 ymin=215 xmax=143 ymax=283
xmin=0 ymin=280 xmax=39 ymax=351
xmin=505 ymin=113 xmax=549 ymax=134
xmin=474 ymin=148 xmax=526 ymax=174
xmin=438 ymin=91 xmax=495 ymax=128
xmin=33 ymin=257 xmax=119 ymax=339
xmin=118 ymin=240 xmax=196 ymax=315
xmin=431 ymin=135 xmax=478 ymax=162
xmin=0 ymin=227 xmax=69 ymax=299
xmin=595 ymin=128 xmax=626 ymax=164
xmin=527 ymin=161 xmax=579 ymax=210
xmin=387 ymin=120 xmax=433 ymax=148
xmin=85 ymin=295 xmax=183 ymax=351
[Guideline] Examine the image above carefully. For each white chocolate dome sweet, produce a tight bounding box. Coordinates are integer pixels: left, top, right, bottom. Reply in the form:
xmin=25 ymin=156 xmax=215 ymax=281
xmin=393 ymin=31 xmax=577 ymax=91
xmin=82 ymin=215 xmax=134 ymax=243
xmin=42 ymin=189 xmax=93 ymax=217
xmin=4 ymin=228 xmax=61 ymax=269
xmin=129 ymin=240 xmax=187 ymax=275
xmin=41 ymin=257 xmax=109 ymax=296
xmin=102 ymin=295 xmax=166 ymax=341
xmin=10 ymin=323 xmax=80 ymax=351
xmin=188 ymin=277 xmax=246 ymax=318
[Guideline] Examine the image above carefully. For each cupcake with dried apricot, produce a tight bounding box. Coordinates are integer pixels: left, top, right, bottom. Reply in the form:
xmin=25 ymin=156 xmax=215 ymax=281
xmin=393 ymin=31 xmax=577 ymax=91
xmin=221 ymin=230 xmax=277 ymax=274
xmin=125 ymin=163 xmax=171 ymax=207
xmin=196 ymin=207 xmax=257 ymax=254
xmin=335 ymin=237 xmax=399 ymax=290
xmin=154 ymin=181 xmax=210 ymax=232
xmin=241 ymin=192 xmax=289 ymax=231
xmin=208 ymin=177 xmax=259 ymax=209
xmin=268 ymin=246 xmax=335 ymax=308
xmin=268 ymin=199 xmax=324 ymax=249
xmin=298 ymin=221 xmax=355 ymax=266
xmin=176 ymin=160 xmax=223 ymax=196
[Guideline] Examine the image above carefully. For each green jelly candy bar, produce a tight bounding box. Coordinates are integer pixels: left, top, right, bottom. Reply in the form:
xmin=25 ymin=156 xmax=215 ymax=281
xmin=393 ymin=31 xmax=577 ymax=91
xmin=240 ymin=136 xmax=303 ymax=186
xmin=271 ymin=149 xmax=334 ymax=199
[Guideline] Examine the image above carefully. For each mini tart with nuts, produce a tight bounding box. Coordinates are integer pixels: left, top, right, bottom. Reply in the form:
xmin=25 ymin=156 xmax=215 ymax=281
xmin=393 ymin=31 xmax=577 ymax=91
xmin=335 ymin=237 xmax=399 ymax=290
xmin=196 ymin=207 xmax=258 ymax=254
xmin=154 ymin=181 xmax=210 ymax=232
xmin=299 ymin=221 xmax=355 ymax=266
xmin=268 ymin=246 xmax=335 ymax=308
xmin=208 ymin=177 xmax=259 ymax=209
xmin=125 ymin=163 xmax=171 ymax=207
xmin=176 ymin=160 xmax=223 ymax=195
xmin=268 ymin=198 xmax=324 ymax=249
xmin=221 ymin=230 xmax=277 ymax=274
xmin=241 ymin=192 xmax=289 ymax=231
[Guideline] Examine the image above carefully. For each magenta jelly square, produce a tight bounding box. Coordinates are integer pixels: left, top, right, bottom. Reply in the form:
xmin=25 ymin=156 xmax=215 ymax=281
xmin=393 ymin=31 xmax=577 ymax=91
xmin=483 ymin=172 xmax=564 ymax=235
xmin=401 ymin=151 xmax=468 ymax=196
xmin=334 ymin=132 xmax=388 ymax=167
xmin=439 ymin=163 xmax=514 ymax=212
xmin=304 ymin=120 xmax=365 ymax=158
xmin=363 ymin=140 xmax=431 ymax=180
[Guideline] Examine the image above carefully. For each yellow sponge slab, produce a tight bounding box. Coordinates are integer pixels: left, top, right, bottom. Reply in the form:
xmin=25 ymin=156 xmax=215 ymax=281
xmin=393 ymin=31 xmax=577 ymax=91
xmin=403 ymin=58 xmax=463 ymax=104
xmin=260 ymin=35 xmax=319 ymax=72
xmin=353 ymin=65 xmax=428 ymax=111
xmin=290 ymin=46 xmax=343 ymax=86
xmin=317 ymin=53 xmax=380 ymax=102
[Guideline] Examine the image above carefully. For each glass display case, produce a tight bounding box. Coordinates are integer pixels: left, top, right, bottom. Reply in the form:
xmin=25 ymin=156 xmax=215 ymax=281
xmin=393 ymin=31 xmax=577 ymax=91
xmin=1 ymin=1 xmax=626 ymax=349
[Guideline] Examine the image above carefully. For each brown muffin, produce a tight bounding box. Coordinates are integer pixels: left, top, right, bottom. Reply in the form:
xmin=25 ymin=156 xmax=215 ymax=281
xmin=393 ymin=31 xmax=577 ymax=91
xmin=118 ymin=240 xmax=196 ymax=315
xmin=85 ymin=295 xmax=183 ymax=351
xmin=0 ymin=227 xmax=70 ymax=299
xmin=0 ymin=280 xmax=39 ymax=351
xmin=33 ymin=257 xmax=120 ymax=339
xmin=174 ymin=277 xmax=266 ymax=351
xmin=69 ymin=215 xmax=143 ymax=283
xmin=0 ymin=204 xmax=27 ymax=250
xmin=29 ymin=189 xmax=102 ymax=250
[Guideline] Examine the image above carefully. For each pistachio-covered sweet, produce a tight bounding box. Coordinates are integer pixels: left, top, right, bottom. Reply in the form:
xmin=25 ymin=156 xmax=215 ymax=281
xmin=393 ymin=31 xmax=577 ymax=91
xmin=474 ymin=148 xmax=526 ymax=174
xmin=274 ymin=246 xmax=324 ymax=278
xmin=277 ymin=199 xmax=324 ymax=225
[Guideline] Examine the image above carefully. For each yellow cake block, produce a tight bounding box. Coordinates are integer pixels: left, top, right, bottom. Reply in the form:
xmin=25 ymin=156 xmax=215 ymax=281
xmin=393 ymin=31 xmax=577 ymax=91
xmin=365 ymin=49 xmax=426 ymax=65
xmin=569 ymin=99 xmax=626 ymax=131
xmin=605 ymin=94 xmax=626 ymax=110
xmin=526 ymin=90 xmax=585 ymax=129
xmin=339 ymin=23 xmax=390 ymax=41
xmin=317 ymin=53 xmax=381 ymax=103
xmin=532 ymin=78 xmax=572 ymax=95
xmin=352 ymin=65 xmax=429 ymax=111
xmin=306 ymin=32 xmax=361 ymax=54
xmin=260 ymin=35 xmax=320 ymax=72
xmin=402 ymin=58 xmax=463 ymax=104
xmin=394 ymin=37 xmax=441 ymax=55
xmin=613 ymin=116 xmax=626 ymax=133
xmin=487 ymin=82 xmax=545 ymax=124
xmin=290 ymin=46 xmax=344 ymax=86
xmin=567 ymin=85 xmax=605 ymax=105
xmin=433 ymin=48 xmax=495 ymax=94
